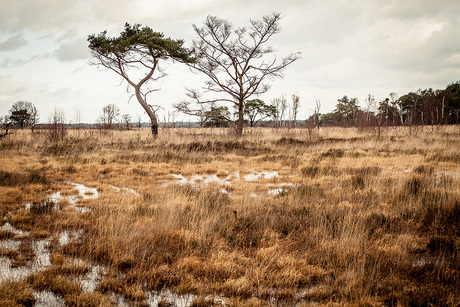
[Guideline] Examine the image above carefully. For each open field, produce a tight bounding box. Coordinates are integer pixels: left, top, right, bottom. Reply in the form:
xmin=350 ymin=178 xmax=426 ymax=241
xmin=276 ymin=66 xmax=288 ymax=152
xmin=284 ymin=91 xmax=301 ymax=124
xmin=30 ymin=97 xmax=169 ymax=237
xmin=0 ymin=126 xmax=459 ymax=306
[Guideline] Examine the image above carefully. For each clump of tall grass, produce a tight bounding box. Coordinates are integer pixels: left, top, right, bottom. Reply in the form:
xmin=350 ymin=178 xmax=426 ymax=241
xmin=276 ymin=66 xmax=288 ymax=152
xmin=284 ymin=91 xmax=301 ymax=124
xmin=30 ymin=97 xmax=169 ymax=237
xmin=30 ymin=200 xmax=55 ymax=215
xmin=0 ymin=168 xmax=48 ymax=186
xmin=0 ymin=280 xmax=35 ymax=307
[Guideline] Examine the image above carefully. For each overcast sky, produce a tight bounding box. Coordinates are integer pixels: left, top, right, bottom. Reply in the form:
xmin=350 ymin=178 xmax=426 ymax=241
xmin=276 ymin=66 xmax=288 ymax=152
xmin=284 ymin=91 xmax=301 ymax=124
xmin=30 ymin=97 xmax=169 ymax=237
xmin=1 ymin=0 xmax=459 ymax=124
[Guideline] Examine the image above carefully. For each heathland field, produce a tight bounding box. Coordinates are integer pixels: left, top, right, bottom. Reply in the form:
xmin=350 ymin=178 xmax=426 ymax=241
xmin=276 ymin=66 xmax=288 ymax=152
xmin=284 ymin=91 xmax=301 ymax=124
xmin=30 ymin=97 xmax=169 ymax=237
xmin=0 ymin=126 xmax=458 ymax=306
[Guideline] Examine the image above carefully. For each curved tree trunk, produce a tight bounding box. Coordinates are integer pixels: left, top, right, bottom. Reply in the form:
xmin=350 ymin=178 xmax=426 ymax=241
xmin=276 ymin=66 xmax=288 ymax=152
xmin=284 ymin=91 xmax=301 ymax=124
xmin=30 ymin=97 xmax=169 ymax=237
xmin=135 ymin=87 xmax=158 ymax=136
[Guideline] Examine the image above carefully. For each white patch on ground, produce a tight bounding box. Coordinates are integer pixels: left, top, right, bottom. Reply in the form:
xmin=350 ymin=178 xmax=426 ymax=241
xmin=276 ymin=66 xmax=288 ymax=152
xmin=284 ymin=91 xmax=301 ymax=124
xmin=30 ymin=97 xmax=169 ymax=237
xmin=0 ymin=239 xmax=21 ymax=251
xmin=0 ymin=222 xmax=29 ymax=236
xmin=80 ymin=264 xmax=105 ymax=293
xmin=0 ymin=238 xmax=51 ymax=283
xmin=33 ymin=290 xmax=65 ymax=307
xmin=384 ymin=167 xmax=413 ymax=175
xmin=267 ymin=183 xmax=295 ymax=195
xmin=167 ymin=171 xmax=290 ymax=198
xmin=25 ymin=182 xmax=98 ymax=213
xmin=107 ymin=293 xmax=128 ymax=306
xmin=47 ymin=191 xmax=63 ymax=204
xmin=296 ymin=286 xmax=318 ymax=299
xmin=0 ymin=257 xmax=30 ymax=282
xmin=108 ymin=184 xmax=140 ymax=196
xmin=32 ymin=239 xmax=51 ymax=268
xmin=58 ymin=230 xmax=82 ymax=247
xmin=243 ymin=171 xmax=279 ymax=181
xmin=68 ymin=182 xmax=98 ymax=203
xmin=169 ymin=171 xmax=281 ymax=187
xmin=169 ymin=174 xmax=233 ymax=187
xmin=267 ymin=188 xmax=285 ymax=195
xmin=146 ymin=289 xmax=196 ymax=307
xmin=1 ymin=182 xmax=108 ymax=304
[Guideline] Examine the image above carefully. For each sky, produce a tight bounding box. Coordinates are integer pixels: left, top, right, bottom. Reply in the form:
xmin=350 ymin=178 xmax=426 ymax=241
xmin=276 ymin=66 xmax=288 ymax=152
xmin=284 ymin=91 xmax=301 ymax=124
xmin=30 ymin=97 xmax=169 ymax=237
xmin=0 ymin=0 xmax=459 ymax=124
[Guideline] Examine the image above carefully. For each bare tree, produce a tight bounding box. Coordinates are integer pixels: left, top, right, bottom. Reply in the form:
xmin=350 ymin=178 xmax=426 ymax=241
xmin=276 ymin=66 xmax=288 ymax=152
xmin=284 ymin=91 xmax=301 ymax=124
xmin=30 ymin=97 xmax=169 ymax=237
xmin=73 ymin=108 xmax=82 ymax=136
xmin=47 ymin=108 xmax=66 ymax=142
xmin=136 ymin=113 xmax=142 ymax=129
xmin=364 ymin=94 xmax=376 ymax=126
xmin=175 ymin=13 xmax=300 ymax=136
xmin=88 ymin=23 xmax=194 ymax=136
xmin=98 ymin=104 xmax=120 ymax=129
xmin=121 ymin=114 xmax=132 ymax=130
xmin=313 ymin=99 xmax=321 ymax=129
xmin=270 ymin=95 xmax=286 ymax=127
xmin=389 ymin=92 xmax=400 ymax=125
xmin=291 ymin=93 xmax=300 ymax=127
xmin=0 ymin=115 xmax=11 ymax=138
xmin=273 ymin=94 xmax=288 ymax=127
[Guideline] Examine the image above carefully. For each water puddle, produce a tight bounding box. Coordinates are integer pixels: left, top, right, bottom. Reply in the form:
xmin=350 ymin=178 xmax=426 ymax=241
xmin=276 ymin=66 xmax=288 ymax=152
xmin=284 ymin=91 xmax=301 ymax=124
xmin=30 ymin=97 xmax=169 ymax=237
xmin=0 ymin=257 xmax=30 ymax=281
xmin=25 ymin=182 xmax=98 ymax=213
xmin=32 ymin=239 xmax=51 ymax=268
xmin=0 ymin=222 xmax=30 ymax=236
xmin=0 ymin=238 xmax=50 ymax=283
xmin=170 ymin=173 xmax=233 ymax=187
xmin=243 ymin=171 xmax=279 ymax=181
xmin=33 ymin=290 xmax=65 ymax=307
xmin=105 ymin=289 xmax=226 ymax=307
xmin=58 ymin=230 xmax=82 ymax=247
xmin=108 ymin=184 xmax=140 ymax=196
xmin=0 ymin=228 xmax=104 ymax=304
xmin=267 ymin=183 xmax=295 ymax=195
xmin=146 ymin=289 xmax=197 ymax=306
xmin=79 ymin=264 xmax=105 ymax=293
xmin=267 ymin=187 xmax=287 ymax=195
xmin=2 ymin=177 xmax=315 ymax=305
xmin=168 ymin=171 xmax=280 ymax=187
xmin=166 ymin=171 xmax=286 ymax=197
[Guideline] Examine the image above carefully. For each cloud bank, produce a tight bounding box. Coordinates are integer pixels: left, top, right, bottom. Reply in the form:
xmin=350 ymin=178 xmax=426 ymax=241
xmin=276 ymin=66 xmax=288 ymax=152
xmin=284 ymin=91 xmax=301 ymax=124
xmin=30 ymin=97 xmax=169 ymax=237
xmin=0 ymin=0 xmax=459 ymax=122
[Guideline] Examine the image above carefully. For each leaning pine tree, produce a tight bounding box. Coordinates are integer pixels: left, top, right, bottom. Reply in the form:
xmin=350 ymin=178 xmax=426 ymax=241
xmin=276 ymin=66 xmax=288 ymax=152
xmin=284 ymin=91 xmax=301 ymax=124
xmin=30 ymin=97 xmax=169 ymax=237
xmin=88 ymin=23 xmax=194 ymax=136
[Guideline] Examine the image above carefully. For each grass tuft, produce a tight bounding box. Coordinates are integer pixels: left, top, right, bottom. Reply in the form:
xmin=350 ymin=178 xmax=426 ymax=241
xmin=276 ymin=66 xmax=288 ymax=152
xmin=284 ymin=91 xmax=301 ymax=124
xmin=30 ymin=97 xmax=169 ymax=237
xmin=0 ymin=280 xmax=35 ymax=307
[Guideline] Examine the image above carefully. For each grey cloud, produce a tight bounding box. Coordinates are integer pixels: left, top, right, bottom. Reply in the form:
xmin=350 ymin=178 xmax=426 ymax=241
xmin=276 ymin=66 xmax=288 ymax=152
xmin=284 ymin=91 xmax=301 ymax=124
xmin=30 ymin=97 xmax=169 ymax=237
xmin=0 ymin=33 xmax=27 ymax=51
xmin=1 ymin=53 xmax=52 ymax=68
xmin=0 ymin=1 xmax=85 ymax=33
xmin=378 ymin=0 xmax=460 ymax=20
xmin=54 ymin=39 xmax=90 ymax=62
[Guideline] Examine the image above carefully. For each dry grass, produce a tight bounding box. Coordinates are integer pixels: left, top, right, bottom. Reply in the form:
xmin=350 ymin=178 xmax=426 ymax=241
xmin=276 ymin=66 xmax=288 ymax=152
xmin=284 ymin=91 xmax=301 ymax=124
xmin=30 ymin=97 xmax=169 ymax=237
xmin=0 ymin=126 xmax=459 ymax=306
xmin=0 ymin=280 xmax=35 ymax=306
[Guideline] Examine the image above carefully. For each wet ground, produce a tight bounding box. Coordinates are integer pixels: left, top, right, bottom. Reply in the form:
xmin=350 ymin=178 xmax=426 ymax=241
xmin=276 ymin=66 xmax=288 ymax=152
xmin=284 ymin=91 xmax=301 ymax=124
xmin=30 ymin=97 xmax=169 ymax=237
xmin=1 ymin=172 xmax=293 ymax=306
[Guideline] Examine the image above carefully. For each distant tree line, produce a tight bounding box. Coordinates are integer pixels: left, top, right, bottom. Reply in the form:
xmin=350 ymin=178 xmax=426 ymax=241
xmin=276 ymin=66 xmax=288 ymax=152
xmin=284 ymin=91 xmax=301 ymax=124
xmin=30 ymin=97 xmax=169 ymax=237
xmin=307 ymin=81 xmax=460 ymax=128
xmin=1 ymin=82 xmax=458 ymax=138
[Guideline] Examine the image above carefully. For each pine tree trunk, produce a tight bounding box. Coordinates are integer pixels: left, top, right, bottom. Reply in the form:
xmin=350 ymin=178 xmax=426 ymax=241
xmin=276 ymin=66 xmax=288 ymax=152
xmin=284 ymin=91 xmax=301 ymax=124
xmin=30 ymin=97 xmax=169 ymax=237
xmin=135 ymin=88 xmax=158 ymax=137
xmin=151 ymin=123 xmax=158 ymax=136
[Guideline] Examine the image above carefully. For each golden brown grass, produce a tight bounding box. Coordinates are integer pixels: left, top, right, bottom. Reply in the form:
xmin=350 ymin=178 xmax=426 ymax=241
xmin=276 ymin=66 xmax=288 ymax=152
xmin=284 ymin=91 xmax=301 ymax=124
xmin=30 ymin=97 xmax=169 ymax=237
xmin=0 ymin=126 xmax=459 ymax=306
xmin=0 ymin=280 xmax=35 ymax=306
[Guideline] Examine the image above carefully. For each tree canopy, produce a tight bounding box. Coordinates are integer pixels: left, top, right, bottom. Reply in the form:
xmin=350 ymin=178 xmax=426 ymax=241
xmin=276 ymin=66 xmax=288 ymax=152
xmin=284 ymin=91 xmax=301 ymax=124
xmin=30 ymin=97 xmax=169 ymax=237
xmin=244 ymin=99 xmax=277 ymax=127
xmin=203 ymin=105 xmax=230 ymax=127
xmin=334 ymin=96 xmax=360 ymax=126
xmin=8 ymin=101 xmax=39 ymax=129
